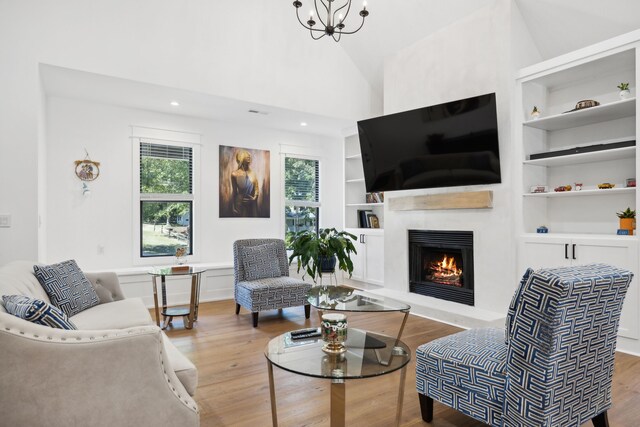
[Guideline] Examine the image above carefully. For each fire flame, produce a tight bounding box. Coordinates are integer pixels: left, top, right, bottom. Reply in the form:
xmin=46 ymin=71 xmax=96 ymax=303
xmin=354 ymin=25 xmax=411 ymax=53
xmin=427 ymin=254 xmax=463 ymax=286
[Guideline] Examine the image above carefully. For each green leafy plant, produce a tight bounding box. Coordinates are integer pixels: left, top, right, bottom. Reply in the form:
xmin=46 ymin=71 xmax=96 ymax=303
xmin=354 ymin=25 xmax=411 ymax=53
xmin=617 ymin=82 xmax=630 ymax=91
xmin=617 ymin=207 xmax=636 ymax=218
xmin=288 ymin=228 xmax=357 ymax=282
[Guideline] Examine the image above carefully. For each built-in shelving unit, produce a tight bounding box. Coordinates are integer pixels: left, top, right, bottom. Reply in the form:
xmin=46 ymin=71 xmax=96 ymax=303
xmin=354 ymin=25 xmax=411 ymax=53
xmin=515 ymin=41 xmax=639 ymax=340
xmin=343 ymin=134 xmax=385 ymax=286
xmin=344 ymin=134 xmax=384 ymax=230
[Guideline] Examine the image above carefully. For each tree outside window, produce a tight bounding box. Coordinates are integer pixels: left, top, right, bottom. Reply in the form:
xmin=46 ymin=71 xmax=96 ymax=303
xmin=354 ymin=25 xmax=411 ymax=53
xmin=285 ymin=157 xmax=320 ymax=247
xmin=140 ymin=143 xmax=193 ymax=257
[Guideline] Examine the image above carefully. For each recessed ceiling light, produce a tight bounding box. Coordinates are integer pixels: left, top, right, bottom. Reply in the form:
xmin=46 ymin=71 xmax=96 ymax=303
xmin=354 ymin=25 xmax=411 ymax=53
xmin=300 ymin=122 xmax=308 ymax=127
xmin=170 ymin=101 xmax=180 ymax=106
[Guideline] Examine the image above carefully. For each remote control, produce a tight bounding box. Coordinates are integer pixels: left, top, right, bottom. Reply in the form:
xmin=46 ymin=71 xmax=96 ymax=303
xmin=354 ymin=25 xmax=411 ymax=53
xmin=291 ymin=331 xmax=322 ymax=340
xmin=290 ymin=328 xmax=319 ymax=336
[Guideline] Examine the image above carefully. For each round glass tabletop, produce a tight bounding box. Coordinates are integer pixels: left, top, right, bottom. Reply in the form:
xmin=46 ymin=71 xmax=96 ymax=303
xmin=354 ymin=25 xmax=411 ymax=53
xmin=306 ymin=285 xmax=411 ymax=312
xmin=264 ymin=328 xmax=410 ymax=380
xmin=148 ymin=266 xmax=208 ymax=276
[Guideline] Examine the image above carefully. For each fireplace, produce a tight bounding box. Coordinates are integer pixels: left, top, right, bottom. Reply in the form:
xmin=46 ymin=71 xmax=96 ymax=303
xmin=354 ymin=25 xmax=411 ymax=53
xmin=409 ymin=230 xmax=474 ymax=306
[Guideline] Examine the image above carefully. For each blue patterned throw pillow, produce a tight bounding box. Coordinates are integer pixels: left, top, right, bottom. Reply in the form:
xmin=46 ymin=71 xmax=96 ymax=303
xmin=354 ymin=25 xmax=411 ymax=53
xmin=33 ymin=259 xmax=100 ymax=317
xmin=2 ymin=295 xmax=77 ymax=330
xmin=241 ymin=243 xmax=282 ymax=281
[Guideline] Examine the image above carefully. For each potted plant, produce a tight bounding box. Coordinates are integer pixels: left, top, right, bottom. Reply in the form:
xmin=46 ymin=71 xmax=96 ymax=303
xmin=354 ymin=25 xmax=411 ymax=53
xmin=617 ymin=207 xmax=636 ymax=234
xmin=288 ymin=228 xmax=357 ymax=282
xmin=617 ymin=82 xmax=631 ymax=99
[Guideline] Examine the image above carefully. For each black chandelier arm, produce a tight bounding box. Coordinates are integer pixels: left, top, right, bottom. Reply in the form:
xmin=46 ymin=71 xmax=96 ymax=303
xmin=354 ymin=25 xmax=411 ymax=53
xmin=314 ymin=0 xmax=328 ymax=28
xmin=332 ymin=0 xmax=351 ymax=24
xmin=310 ymin=28 xmax=327 ymax=40
xmin=332 ymin=32 xmax=342 ymax=42
xmin=335 ymin=15 xmax=366 ymax=35
xmin=295 ymin=8 xmax=327 ymax=32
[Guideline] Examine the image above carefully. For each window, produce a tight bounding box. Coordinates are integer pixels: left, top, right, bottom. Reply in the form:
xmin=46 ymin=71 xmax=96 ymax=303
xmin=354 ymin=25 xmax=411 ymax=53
xmin=139 ymin=142 xmax=193 ymax=257
xmin=284 ymin=157 xmax=320 ymax=244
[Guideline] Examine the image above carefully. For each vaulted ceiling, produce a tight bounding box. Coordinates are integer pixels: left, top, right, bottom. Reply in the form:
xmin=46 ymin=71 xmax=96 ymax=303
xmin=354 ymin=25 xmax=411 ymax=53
xmin=333 ymin=0 xmax=640 ymax=98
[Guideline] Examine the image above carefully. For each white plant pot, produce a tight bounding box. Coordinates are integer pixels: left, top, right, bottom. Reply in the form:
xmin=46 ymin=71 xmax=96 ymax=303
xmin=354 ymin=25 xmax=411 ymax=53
xmin=619 ymin=89 xmax=631 ymax=100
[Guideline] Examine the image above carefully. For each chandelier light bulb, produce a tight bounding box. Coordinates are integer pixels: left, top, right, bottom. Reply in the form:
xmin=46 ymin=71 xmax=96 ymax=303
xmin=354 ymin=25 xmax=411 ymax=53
xmin=363 ymin=1 xmax=367 ymax=10
xmin=339 ymin=13 xmax=344 ymax=22
xmin=309 ymin=10 xmax=314 ymax=17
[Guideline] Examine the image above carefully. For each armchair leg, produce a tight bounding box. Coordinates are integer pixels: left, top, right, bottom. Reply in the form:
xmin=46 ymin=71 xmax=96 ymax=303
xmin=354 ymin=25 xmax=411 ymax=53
xmin=418 ymin=394 xmax=433 ymax=423
xmin=304 ymin=304 xmax=311 ymax=319
xmin=592 ymin=411 xmax=609 ymax=427
xmin=235 ymin=303 xmax=240 ymax=315
xmin=252 ymin=312 xmax=259 ymax=327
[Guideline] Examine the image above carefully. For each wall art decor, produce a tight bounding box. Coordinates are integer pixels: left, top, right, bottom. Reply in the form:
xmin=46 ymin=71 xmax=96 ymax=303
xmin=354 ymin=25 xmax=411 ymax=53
xmin=219 ymin=145 xmax=270 ymax=218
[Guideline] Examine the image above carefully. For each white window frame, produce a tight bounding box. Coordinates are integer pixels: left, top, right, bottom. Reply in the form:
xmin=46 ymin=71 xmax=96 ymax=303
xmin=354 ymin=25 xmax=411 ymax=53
xmin=131 ymin=127 xmax=201 ymax=266
xmin=282 ymin=151 xmax=322 ymax=239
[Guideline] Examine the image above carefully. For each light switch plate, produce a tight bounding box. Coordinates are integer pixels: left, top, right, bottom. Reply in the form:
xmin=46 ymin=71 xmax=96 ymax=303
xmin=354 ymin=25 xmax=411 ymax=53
xmin=0 ymin=214 xmax=11 ymax=228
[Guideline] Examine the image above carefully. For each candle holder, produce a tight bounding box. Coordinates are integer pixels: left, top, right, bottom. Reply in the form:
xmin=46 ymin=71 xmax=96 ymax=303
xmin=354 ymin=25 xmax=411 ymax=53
xmin=321 ymin=313 xmax=348 ymax=354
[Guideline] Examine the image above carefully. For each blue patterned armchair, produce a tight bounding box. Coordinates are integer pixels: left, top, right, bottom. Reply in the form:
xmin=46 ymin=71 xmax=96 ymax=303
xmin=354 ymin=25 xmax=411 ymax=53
xmin=416 ymin=263 xmax=633 ymax=427
xmin=233 ymin=239 xmax=312 ymax=327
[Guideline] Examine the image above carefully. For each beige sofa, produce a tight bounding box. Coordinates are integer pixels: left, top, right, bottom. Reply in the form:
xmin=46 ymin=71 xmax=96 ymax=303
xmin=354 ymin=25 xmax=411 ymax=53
xmin=0 ymin=261 xmax=199 ymax=427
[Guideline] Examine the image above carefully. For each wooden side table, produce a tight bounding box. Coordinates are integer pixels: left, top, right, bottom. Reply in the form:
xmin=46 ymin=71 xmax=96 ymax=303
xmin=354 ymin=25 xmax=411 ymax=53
xmin=148 ymin=266 xmax=207 ymax=329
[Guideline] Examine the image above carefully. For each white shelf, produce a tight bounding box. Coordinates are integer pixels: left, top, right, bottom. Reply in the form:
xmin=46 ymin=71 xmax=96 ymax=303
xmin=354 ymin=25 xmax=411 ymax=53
xmin=523 ymin=187 xmax=635 ymax=198
xmin=523 ymin=98 xmax=635 ymax=131
xmin=521 ymin=232 xmax=638 ymax=241
xmin=345 ymin=153 xmax=362 ymax=160
xmin=346 ymin=203 xmax=384 ymax=207
xmin=346 ymin=178 xmax=365 ymax=183
xmin=524 ymin=145 xmax=635 ymax=167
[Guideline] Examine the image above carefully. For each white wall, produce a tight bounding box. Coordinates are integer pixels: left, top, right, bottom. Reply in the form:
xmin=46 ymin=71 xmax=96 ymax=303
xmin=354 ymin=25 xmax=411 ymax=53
xmin=0 ymin=0 xmax=374 ymax=265
xmin=381 ymin=0 xmax=533 ymax=316
xmin=45 ymin=96 xmax=344 ymax=270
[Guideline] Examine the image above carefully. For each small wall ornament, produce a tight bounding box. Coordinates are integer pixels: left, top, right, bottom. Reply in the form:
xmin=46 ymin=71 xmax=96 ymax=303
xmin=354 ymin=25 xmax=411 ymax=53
xmin=74 ymin=150 xmax=100 ymax=182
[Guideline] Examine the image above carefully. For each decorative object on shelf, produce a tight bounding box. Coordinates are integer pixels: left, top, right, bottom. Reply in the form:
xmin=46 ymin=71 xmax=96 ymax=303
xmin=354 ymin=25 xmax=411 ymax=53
xmin=530 ymin=185 xmax=548 ymax=193
xmin=617 ymin=82 xmax=631 ymax=99
xmin=75 ymin=149 xmax=100 ymax=196
xmin=617 ymin=207 xmax=636 ymax=235
xmin=598 ymin=182 xmax=615 ymax=189
xmin=357 ymin=209 xmax=373 ymax=228
xmin=293 ymin=0 xmax=369 ymax=42
xmin=617 ymin=229 xmax=631 ymax=235
xmin=288 ymin=228 xmax=357 ymax=282
xmin=574 ymin=183 xmax=583 ymax=191
xmin=563 ymin=99 xmax=600 ymax=113
xmin=175 ymin=247 xmax=187 ymax=265
xmin=529 ymin=140 xmax=635 ymax=161
xmin=365 ymin=191 xmax=384 ymax=204
xmin=368 ymin=214 xmax=380 ymax=229
xmin=536 ymin=226 xmax=549 ymax=234
xmin=321 ymin=313 xmax=347 ymax=354
xmin=530 ymin=106 xmax=540 ymax=120
xmin=626 ymin=178 xmax=636 ymax=188
xmin=554 ymin=185 xmax=572 ymax=192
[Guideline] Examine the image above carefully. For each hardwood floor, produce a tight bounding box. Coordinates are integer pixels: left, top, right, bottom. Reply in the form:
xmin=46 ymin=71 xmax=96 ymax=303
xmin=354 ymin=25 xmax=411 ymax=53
xmin=162 ymin=300 xmax=640 ymax=426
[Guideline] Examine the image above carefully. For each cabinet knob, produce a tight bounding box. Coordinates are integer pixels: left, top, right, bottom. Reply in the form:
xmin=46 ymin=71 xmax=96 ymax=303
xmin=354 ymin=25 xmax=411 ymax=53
xmin=572 ymin=244 xmax=577 ymax=260
xmin=565 ymin=244 xmax=569 ymax=259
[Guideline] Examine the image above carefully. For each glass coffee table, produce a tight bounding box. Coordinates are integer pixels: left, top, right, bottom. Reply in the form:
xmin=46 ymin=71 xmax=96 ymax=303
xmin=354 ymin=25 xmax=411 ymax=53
xmin=265 ymin=328 xmax=411 ymax=427
xmin=148 ymin=266 xmax=207 ymax=329
xmin=306 ymin=285 xmax=411 ymax=365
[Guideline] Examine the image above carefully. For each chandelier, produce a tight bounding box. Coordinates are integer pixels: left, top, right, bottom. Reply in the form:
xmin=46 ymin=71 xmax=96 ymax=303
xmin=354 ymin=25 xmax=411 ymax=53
xmin=293 ymin=0 xmax=369 ymax=42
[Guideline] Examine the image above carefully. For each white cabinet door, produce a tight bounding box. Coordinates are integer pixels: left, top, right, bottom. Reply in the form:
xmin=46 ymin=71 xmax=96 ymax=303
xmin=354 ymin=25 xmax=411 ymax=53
xmin=520 ymin=236 xmax=638 ymax=339
xmin=363 ymin=232 xmax=384 ymax=285
xmin=519 ymin=236 xmax=572 ymax=272
xmin=346 ymin=229 xmax=365 ymax=281
xmin=573 ymin=238 xmax=638 ymax=339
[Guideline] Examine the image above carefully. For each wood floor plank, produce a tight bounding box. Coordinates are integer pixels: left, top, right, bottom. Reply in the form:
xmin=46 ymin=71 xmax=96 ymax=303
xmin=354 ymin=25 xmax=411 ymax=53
xmin=161 ymin=300 xmax=640 ymax=426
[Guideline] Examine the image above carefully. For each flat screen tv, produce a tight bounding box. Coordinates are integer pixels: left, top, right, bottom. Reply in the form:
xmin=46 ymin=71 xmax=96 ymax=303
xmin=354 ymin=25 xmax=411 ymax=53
xmin=357 ymin=93 xmax=500 ymax=192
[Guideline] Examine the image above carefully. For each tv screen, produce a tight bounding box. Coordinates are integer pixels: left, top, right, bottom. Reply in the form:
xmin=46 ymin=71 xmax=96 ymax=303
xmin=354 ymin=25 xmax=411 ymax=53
xmin=357 ymin=93 xmax=501 ymax=192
